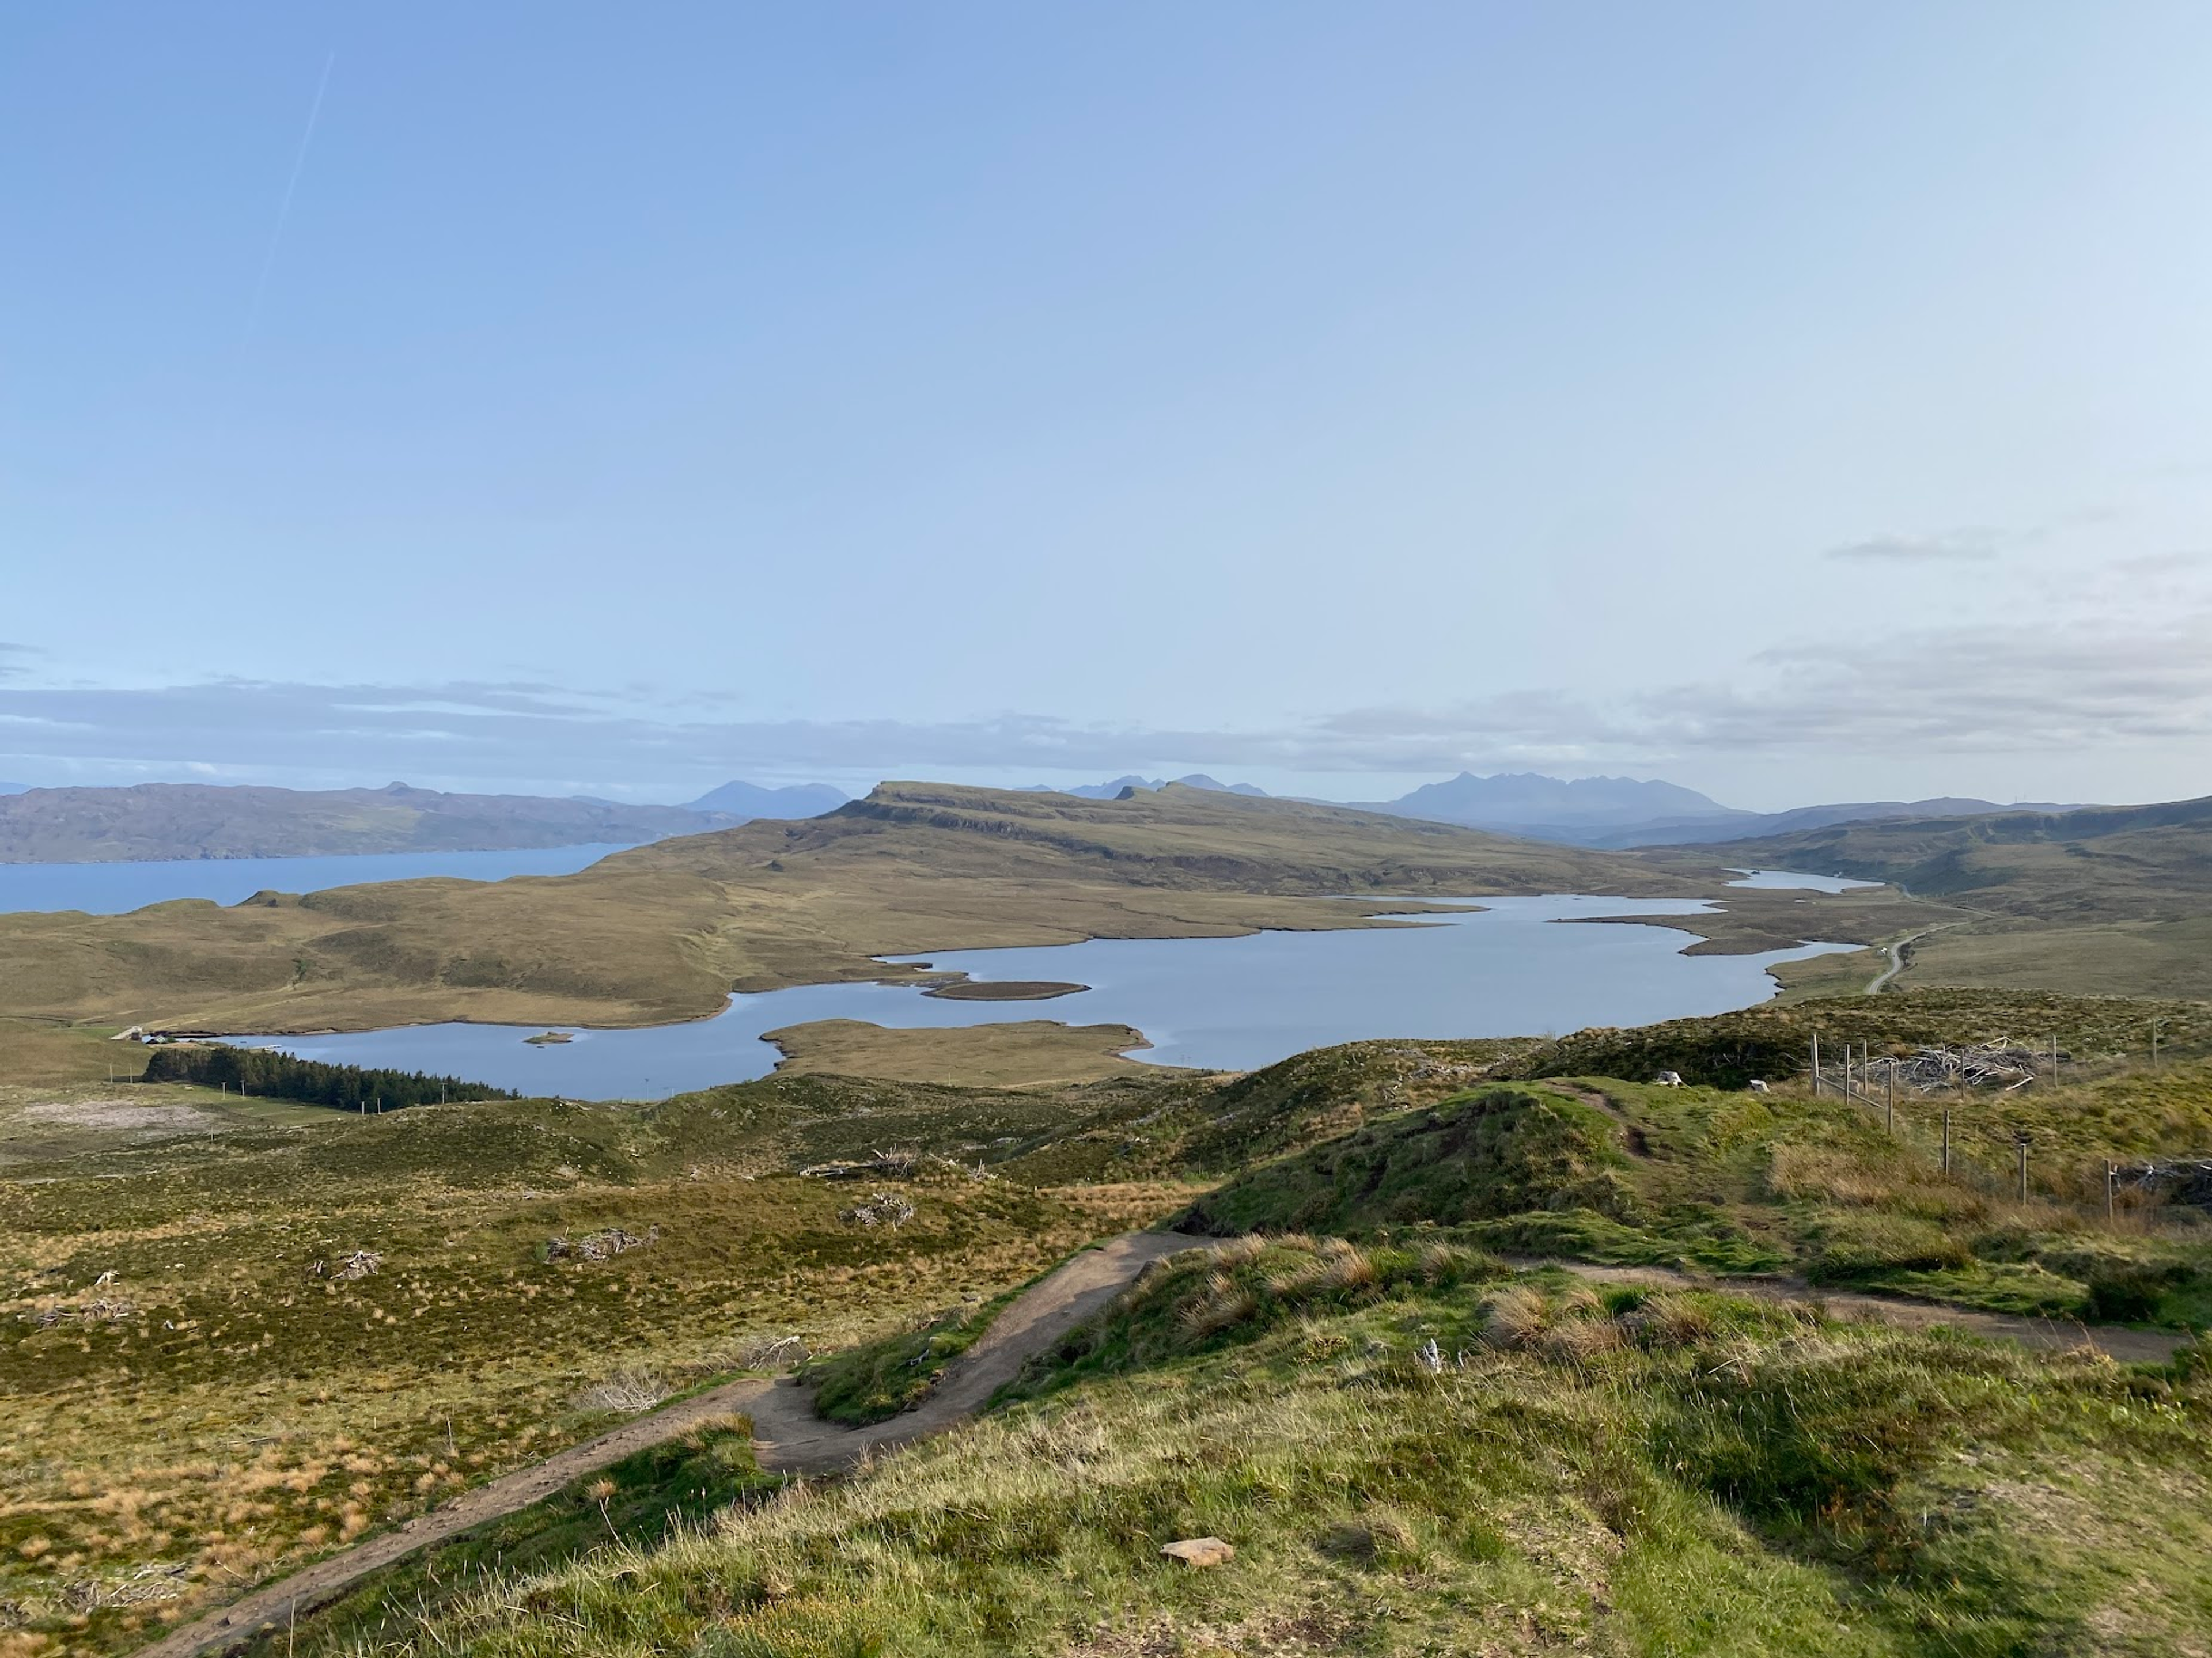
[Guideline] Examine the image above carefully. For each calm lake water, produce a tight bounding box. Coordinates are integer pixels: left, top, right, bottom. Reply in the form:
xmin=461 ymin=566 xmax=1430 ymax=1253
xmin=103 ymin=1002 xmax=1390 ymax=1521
xmin=1725 ymin=868 xmax=1880 ymax=893
xmin=0 ymin=844 xmax=641 ymax=916
xmin=234 ymin=894 xmax=1855 ymax=1099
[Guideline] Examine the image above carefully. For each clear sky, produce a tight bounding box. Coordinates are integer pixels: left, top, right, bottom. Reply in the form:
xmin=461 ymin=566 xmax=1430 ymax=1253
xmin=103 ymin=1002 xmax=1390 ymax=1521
xmin=5 ymin=2 xmax=2210 ymax=810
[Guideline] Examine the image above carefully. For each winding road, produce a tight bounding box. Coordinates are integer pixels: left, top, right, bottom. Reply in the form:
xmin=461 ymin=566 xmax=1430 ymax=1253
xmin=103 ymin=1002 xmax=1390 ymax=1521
xmin=1864 ymin=920 xmax=1971 ymax=993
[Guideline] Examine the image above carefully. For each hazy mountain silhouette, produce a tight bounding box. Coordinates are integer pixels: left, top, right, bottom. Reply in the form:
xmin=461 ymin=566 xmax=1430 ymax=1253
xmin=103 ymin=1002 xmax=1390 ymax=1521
xmin=684 ymin=780 xmax=848 ymax=818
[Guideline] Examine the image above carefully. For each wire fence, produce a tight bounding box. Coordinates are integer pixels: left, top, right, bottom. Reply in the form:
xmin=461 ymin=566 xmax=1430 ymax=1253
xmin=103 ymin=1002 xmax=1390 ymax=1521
xmin=1804 ymin=1035 xmax=2202 ymax=1226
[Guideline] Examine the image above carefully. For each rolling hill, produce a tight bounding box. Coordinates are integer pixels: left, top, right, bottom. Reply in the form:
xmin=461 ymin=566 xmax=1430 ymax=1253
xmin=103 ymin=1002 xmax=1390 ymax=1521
xmin=1591 ymin=794 xmax=2089 ymax=849
xmin=0 ymin=781 xmax=1725 ymax=1037
xmin=1705 ymin=794 xmax=2212 ymax=917
xmin=1682 ymin=794 xmax=2212 ymax=999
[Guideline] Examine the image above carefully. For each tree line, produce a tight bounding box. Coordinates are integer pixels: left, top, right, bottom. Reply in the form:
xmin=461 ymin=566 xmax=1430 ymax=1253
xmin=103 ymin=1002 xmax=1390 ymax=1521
xmin=141 ymin=1043 xmax=517 ymax=1110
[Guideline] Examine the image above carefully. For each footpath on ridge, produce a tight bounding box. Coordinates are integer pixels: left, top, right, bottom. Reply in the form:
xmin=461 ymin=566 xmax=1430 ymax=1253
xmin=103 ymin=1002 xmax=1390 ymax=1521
xmin=136 ymin=1230 xmax=2185 ymax=1657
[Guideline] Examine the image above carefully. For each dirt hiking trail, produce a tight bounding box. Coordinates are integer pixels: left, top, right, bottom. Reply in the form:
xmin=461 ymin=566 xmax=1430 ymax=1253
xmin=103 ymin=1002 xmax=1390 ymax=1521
xmin=138 ymin=1232 xmax=1190 ymax=1658
xmin=137 ymin=1229 xmax=2183 ymax=1656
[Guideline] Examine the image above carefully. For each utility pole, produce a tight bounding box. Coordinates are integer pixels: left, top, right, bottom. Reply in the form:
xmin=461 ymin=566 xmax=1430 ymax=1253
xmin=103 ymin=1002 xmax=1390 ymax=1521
xmin=1886 ymin=1065 xmax=1895 ymax=1135
xmin=1942 ymin=1106 xmax=1952 ymax=1177
xmin=1811 ymin=1032 xmax=1821 ymax=1095
xmin=2016 ymin=1140 xmax=2028 ymax=1204
xmin=2106 ymin=1161 xmax=2117 ymax=1223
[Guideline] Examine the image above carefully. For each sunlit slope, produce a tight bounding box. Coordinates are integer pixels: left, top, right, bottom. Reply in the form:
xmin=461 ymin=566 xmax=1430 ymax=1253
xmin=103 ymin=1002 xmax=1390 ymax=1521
xmin=275 ymin=1236 xmax=2212 ymax=1658
xmin=0 ymin=782 xmax=1706 ymax=1036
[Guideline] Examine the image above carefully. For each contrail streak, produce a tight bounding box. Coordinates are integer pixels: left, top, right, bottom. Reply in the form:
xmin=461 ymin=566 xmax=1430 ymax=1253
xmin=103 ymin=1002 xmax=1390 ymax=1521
xmin=244 ymin=50 xmax=336 ymax=340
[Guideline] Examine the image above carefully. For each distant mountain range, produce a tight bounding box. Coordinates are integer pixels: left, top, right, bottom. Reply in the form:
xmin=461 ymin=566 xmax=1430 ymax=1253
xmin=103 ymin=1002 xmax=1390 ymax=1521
xmin=684 ymin=779 xmax=849 ymax=817
xmin=0 ymin=765 xmax=2096 ymax=866
xmin=0 ymin=782 xmax=28 ymax=795
xmin=1358 ymin=772 xmax=1736 ymax=840
xmin=1354 ymin=771 xmax=2084 ymax=849
xmin=0 ymin=779 xmax=844 ymax=865
xmin=1028 ymin=773 xmax=1271 ymax=800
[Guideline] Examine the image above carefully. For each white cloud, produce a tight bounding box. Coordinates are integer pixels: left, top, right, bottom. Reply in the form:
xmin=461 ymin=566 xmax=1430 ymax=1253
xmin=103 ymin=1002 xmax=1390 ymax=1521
xmin=2 ymin=604 xmax=2209 ymax=793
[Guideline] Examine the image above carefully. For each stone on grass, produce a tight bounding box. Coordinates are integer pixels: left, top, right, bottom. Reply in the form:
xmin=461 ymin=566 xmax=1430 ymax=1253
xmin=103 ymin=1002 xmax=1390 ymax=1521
xmin=1158 ymin=1537 xmax=1236 ymax=1568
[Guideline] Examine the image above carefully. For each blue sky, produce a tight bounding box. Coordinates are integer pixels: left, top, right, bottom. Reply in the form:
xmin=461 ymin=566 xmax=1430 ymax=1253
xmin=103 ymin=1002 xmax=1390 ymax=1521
xmin=5 ymin=2 xmax=2210 ymax=809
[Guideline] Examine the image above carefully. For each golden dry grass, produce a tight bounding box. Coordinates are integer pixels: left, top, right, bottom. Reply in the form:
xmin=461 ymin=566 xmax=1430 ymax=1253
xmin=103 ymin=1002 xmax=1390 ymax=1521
xmin=761 ymin=1018 xmax=1158 ymax=1087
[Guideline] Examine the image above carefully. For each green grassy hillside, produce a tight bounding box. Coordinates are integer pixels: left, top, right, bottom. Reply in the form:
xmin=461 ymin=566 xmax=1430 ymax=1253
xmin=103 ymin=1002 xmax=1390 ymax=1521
xmin=271 ymin=1237 xmax=2212 ymax=1658
xmin=1186 ymin=1057 xmax=2212 ymax=1325
xmin=1494 ymin=986 xmax=2210 ymax=1088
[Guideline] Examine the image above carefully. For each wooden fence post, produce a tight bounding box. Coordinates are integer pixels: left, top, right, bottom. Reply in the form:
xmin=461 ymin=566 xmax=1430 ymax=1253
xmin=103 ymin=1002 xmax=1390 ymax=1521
xmin=1942 ymin=1106 xmax=1952 ymax=1177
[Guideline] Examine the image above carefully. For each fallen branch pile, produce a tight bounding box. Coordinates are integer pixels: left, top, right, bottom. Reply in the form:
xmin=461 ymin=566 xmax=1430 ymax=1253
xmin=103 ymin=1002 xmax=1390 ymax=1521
xmin=2119 ymin=1158 xmax=2212 ymax=1208
xmin=546 ymin=1226 xmax=660 ymax=1262
xmin=799 ymin=1148 xmax=922 ymax=1181
xmin=840 ymin=1190 xmax=916 ymax=1229
xmin=1868 ymin=1043 xmax=2068 ymax=1093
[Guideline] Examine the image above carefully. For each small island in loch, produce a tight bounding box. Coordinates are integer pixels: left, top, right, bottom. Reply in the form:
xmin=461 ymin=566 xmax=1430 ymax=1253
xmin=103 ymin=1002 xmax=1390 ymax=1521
xmin=919 ymin=979 xmax=1089 ymax=1001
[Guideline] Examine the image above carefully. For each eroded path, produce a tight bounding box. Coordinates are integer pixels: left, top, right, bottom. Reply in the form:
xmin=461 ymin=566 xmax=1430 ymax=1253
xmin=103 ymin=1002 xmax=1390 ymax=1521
xmin=137 ymin=1232 xmax=1190 ymax=1658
